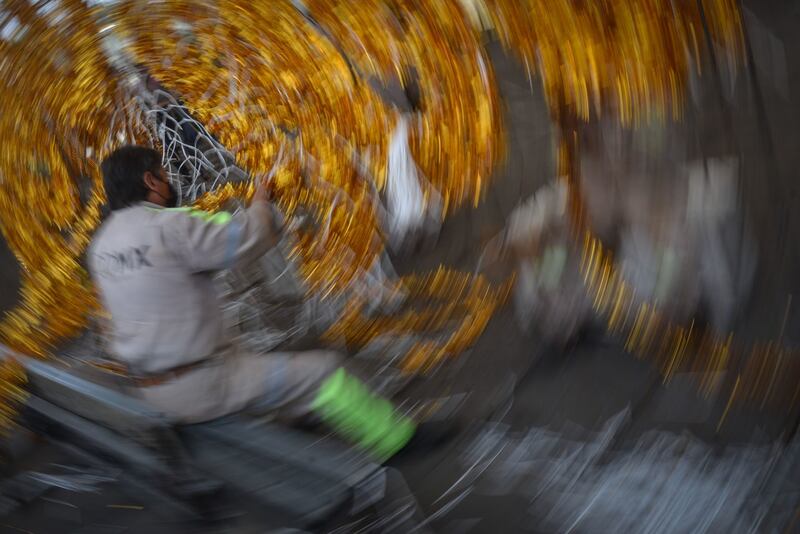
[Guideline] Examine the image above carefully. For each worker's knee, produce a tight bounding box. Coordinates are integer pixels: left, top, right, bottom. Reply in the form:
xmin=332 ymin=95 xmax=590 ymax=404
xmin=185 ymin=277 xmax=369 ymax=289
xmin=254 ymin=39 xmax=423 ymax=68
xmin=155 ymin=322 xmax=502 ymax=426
xmin=289 ymin=350 xmax=345 ymax=387
xmin=315 ymin=350 xmax=346 ymax=375
xmin=249 ymin=350 xmax=346 ymax=418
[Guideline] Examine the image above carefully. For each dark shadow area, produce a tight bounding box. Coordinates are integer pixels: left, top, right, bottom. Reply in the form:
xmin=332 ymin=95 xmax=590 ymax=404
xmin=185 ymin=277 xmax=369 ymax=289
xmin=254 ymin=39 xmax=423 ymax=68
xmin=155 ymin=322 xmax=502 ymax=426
xmin=0 ymin=235 xmax=20 ymax=317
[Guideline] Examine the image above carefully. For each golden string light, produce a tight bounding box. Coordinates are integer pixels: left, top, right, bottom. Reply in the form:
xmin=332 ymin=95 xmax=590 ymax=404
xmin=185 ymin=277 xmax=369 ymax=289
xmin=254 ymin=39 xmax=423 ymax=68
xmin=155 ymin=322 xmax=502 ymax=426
xmin=110 ymin=0 xmax=502 ymax=290
xmin=579 ymin=221 xmax=800 ymax=412
xmin=0 ymin=0 xmax=124 ymax=427
xmin=104 ymin=0 xmax=508 ymax=368
xmin=0 ymin=0 xmax=506 ymax=430
xmin=323 ymin=267 xmax=513 ymax=373
xmin=0 ymin=0 xmax=116 ymax=357
xmin=304 ymin=0 xmax=505 ymax=211
xmin=485 ymin=0 xmax=743 ymax=124
xmin=0 ymin=0 xmax=794 ymax=435
xmin=485 ymin=0 xmax=800 ymax=412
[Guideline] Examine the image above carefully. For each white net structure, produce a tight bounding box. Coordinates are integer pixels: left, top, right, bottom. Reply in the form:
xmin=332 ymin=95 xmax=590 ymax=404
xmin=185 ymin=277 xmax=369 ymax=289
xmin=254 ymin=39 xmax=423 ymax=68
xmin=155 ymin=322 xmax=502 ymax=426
xmin=94 ymin=22 xmax=443 ymax=360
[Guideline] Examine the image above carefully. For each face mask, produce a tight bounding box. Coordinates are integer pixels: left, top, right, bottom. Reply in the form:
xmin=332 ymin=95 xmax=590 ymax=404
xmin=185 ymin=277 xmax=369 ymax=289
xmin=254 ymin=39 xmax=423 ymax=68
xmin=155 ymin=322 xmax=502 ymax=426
xmin=150 ymin=177 xmax=178 ymax=208
xmin=163 ymin=180 xmax=178 ymax=208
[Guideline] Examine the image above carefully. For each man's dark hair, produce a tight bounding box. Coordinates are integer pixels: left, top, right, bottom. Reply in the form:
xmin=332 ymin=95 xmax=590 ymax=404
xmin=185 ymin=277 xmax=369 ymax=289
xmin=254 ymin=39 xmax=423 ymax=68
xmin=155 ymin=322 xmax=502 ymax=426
xmin=101 ymin=146 xmax=162 ymax=211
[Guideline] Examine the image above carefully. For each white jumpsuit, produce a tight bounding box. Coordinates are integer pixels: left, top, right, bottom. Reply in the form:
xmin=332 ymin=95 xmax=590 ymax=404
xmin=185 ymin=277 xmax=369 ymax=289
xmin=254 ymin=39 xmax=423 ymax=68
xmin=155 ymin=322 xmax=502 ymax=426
xmin=88 ymin=200 xmax=341 ymax=423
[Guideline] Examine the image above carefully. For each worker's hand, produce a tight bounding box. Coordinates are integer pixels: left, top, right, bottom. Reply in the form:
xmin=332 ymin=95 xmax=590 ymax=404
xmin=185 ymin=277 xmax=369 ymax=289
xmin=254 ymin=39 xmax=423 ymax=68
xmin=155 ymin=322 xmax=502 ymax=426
xmin=252 ymin=174 xmax=272 ymax=205
xmin=252 ymin=174 xmax=285 ymax=236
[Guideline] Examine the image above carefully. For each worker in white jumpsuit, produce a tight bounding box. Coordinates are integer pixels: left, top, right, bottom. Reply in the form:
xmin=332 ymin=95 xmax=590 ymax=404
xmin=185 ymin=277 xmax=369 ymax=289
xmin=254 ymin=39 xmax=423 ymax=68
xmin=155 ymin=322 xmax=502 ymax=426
xmin=89 ymin=146 xmax=416 ymax=461
xmin=500 ymin=152 xmax=754 ymax=347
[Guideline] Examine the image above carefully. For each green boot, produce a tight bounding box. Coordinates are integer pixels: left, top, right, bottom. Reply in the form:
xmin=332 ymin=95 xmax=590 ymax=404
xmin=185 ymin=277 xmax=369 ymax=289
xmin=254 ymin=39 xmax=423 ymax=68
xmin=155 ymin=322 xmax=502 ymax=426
xmin=311 ymin=369 xmax=416 ymax=461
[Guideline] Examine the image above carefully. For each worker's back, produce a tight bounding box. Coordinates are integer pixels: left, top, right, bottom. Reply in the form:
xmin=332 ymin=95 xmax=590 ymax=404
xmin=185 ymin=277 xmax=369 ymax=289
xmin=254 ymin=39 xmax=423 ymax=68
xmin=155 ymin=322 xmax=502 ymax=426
xmin=89 ymin=202 xmax=225 ymax=375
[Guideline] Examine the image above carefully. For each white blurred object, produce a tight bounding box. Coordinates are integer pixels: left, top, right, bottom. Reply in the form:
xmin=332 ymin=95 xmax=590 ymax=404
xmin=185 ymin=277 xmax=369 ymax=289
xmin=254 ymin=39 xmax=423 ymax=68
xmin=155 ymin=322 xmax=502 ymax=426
xmin=457 ymin=0 xmax=494 ymax=31
xmin=505 ymin=181 xmax=595 ymax=346
xmin=386 ymin=114 xmax=424 ymax=243
xmin=514 ymin=244 xmax=593 ymax=347
xmin=385 ymin=113 xmax=442 ymax=251
xmin=687 ymin=157 xmax=739 ymax=223
xmin=617 ymin=156 xmax=756 ymax=332
xmin=505 ymin=153 xmax=757 ymax=345
xmin=688 ymin=157 xmax=757 ymax=332
xmin=618 ymin=223 xmax=703 ymax=324
xmin=617 ymin=167 xmax=703 ymax=324
xmin=505 ymin=180 xmax=568 ymax=250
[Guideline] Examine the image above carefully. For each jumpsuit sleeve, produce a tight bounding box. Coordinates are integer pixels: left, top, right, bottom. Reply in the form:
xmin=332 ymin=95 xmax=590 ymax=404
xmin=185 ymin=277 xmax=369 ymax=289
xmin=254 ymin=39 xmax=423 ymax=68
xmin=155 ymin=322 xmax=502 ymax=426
xmin=505 ymin=180 xmax=568 ymax=249
xmin=165 ymin=199 xmax=281 ymax=273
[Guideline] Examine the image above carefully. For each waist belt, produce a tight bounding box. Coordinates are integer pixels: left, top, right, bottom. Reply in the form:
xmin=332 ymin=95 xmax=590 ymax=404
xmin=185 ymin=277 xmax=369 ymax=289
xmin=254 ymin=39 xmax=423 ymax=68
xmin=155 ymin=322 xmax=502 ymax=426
xmin=122 ymin=358 xmax=217 ymax=388
xmin=89 ymin=353 xmax=223 ymax=387
xmin=131 ymin=360 xmax=208 ymax=388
